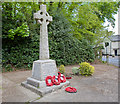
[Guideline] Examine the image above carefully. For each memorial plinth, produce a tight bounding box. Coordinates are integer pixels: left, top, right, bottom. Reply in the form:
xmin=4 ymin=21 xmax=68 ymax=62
xmin=21 ymin=4 xmax=70 ymax=96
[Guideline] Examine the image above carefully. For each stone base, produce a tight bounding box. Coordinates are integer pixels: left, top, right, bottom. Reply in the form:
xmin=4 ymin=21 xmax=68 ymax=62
xmin=32 ymin=59 xmax=57 ymax=81
xmin=21 ymin=59 xmax=70 ymax=96
xmin=27 ymin=77 xmax=46 ymax=88
xmin=21 ymin=80 xmax=70 ymax=97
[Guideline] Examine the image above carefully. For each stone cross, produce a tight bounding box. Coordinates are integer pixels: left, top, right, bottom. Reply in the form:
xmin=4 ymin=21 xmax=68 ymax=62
xmin=34 ymin=4 xmax=52 ymax=60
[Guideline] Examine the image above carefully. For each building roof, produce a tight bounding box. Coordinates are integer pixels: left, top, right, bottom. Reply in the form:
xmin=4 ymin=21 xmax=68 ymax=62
xmin=109 ymin=35 xmax=120 ymax=42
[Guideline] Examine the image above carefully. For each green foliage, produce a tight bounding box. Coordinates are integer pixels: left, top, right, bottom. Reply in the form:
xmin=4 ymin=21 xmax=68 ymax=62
xmin=91 ymin=2 xmax=118 ymax=27
xmin=8 ymin=22 xmax=29 ymax=40
xmin=59 ymin=65 xmax=65 ymax=74
xmin=5 ymin=64 xmax=13 ymax=72
xmin=102 ymin=61 xmax=107 ymax=64
xmin=106 ymin=55 xmax=109 ymax=58
xmin=72 ymin=67 xmax=79 ymax=75
xmin=3 ymin=2 xmax=118 ymax=71
xmin=2 ymin=8 xmax=95 ymax=69
xmin=2 ymin=2 xmax=39 ymax=39
xmin=2 ymin=33 xmax=39 ymax=68
xmin=112 ymin=55 xmax=115 ymax=57
xmin=79 ymin=62 xmax=95 ymax=76
xmin=63 ymin=2 xmax=118 ymax=49
xmin=48 ymin=10 xmax=95 ymax=66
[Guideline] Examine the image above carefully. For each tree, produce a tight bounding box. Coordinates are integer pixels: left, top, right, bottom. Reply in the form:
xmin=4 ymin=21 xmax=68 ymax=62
xmin=91 ymin=2 xmax=119 ymax=28
xmin=2 ymin=2 xmax=119 ymax=70
xmin=62 ymin=2 xmax=118 ymax=46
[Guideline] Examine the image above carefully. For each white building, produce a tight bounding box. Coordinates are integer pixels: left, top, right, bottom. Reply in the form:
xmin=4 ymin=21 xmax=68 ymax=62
xmin=102 ymin=7 xmax=120 ymax=56
xmin=102 ymin=35 xmax=120 ymax=56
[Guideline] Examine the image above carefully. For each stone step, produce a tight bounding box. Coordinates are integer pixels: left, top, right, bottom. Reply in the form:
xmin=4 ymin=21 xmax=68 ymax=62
xmin=21 ymin=81 xmax=70 ymax=97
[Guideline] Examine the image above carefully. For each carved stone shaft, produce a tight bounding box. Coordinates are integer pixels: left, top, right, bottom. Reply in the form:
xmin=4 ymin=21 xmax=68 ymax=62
xmin=40 ymin=19 xmax=49 ymax=59
xmin=34 ymin=4 xmax=52 ymax=60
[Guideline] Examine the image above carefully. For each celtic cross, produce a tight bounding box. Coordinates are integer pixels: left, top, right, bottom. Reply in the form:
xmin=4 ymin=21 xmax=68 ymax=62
xmin=34 ymin=4 xmax=52 ymax=60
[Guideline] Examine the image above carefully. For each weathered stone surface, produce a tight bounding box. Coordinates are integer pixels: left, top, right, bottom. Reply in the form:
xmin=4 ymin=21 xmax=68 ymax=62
xmin=34 ymin=4 xmax=52 ymax=60
xmin=27 ymin=77 xmax=46 ymax=88
xmin=31 ymin=59 xmax=57 ymax=81
xmin=21 ymin=81 xmax=70 ymax=97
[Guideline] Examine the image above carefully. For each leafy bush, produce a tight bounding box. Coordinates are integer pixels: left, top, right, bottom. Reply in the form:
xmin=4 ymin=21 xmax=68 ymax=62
xmin=102 ymin=61 xmax=107 ymax=64
xmin=79 ymin=62 xmax=95 ymax=76
xmin=106 ymin=55 xmax=109 ymax=58
xmin=112 ymin=55 xmax=115 ymax=57
xmin=8 ymin=22 xmax=29 ymax=40
xmin=59 ymin=65 xmax=65 ymax=74
xmin=2 ymin=33 xmax=39 ymax=68
xmin=72 ymin=67 xmax=79 ymax=75
xmin=5 ymin=64 xmax=13 ymax=72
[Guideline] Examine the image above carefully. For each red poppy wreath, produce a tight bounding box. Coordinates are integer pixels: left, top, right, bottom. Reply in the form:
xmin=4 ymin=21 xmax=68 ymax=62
xmin=45 ymin=76 xmax=54 ymax=86
xmin=52 ymin=75 xmax=61 ymax=85
xmin=58 ymin=72 xmax=61 ymax=77
xmin=59 ymin=74 xmax=66 ymax=83
xmin=65 ymin=87 xmax=77 ymax=93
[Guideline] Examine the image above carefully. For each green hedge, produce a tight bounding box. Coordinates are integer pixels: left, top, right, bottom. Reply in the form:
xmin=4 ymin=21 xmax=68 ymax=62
xmin=48 ymin=11 xmax=95 ymax=65
xmin=2 ymin=34 xmax=39 ymax=68
xmin=2 ymin=10 xmax=95 ymax=70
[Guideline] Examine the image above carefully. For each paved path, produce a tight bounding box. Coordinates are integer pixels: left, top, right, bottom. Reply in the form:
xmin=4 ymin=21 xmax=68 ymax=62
xmin=1 ymin=64 xmax=118 ymax=102
xmin=102 ymin=56 xmax=120 ymax=67
xmin=2 ymin=71 xmax=40 ymax=102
